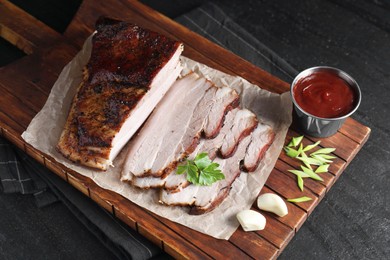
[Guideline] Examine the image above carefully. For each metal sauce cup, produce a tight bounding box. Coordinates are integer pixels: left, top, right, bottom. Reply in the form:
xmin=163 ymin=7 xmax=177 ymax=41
xmin=291 ymin=66 xmax=361 ymax=138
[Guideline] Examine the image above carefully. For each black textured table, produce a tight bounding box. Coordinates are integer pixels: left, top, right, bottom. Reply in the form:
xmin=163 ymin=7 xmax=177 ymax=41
xmin=0 ymin=0 xmax=388 ymax=259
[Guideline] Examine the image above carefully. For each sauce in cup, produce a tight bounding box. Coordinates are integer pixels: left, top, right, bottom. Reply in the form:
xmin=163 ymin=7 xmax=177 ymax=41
xmin=290 ymin=66 xmax=361 ymax=138
xmin=293 ymin=71 xmax=356 ymax=118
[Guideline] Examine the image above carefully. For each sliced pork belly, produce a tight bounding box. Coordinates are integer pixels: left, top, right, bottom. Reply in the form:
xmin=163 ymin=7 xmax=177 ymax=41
xmin=243 ymin=123 xmax=275 ymax=172
xmin=57 ymin=17 xmax=183 ymax=170
xmin=159 ymin=135 xmax=252 ymax=214
xmin=220 ymin=109 xmax=258 ymax=158
xmin=130 ymin=108 xmax=258 ymax=191
xmin=121 ymin=73 xmax=239 ymax=181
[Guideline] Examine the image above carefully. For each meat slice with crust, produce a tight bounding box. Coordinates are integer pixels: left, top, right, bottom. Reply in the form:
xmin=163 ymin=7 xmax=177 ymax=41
xmin=242 ymin=123 xmax=275 ymax=172
xmin=57 ymin=17 xmax=183 ymax=170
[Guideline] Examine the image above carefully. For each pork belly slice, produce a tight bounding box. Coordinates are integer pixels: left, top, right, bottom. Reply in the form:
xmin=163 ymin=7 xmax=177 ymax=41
xmin=243 ymin=123 xmax=275 ymax=172
xmin=220 ymin=109 xmax=258 ymax=158
xmin=121 ymin=73 xmax=213 ymax=180
xmin=159 ymin=135 xmax=252 ymax=215
xmin=203 ymin=87 xmax=240 ymax=139
xmin=121 ymin=74 xmax=239 ymax=180
xmin=57 ymin=17 xmax=183 ymax=170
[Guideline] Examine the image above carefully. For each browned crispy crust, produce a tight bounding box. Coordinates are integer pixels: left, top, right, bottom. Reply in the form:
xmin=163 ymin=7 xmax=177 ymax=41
xmin=56 ymin=17 xmax=182 ymax=170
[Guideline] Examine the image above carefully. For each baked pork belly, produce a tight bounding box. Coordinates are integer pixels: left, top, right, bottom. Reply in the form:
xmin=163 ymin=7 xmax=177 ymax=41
xmin=243 ymin=123 xmax=275 ymax=172
xmin=121 ymin=73 xmax=239 ymax=181
xmin=56 ymin=17 xmax=183 ymax=170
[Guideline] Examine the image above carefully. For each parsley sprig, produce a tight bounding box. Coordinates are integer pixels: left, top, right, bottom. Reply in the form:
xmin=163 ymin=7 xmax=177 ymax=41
xmin=176 ymin=152 xmax=225 ymax=186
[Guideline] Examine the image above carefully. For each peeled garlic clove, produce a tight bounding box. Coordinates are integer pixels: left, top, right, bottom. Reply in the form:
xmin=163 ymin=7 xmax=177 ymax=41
xmin=257 ymin=193 xmax=288 ymax=217
xmin=236 ymin=210 xmax=266 ymax=231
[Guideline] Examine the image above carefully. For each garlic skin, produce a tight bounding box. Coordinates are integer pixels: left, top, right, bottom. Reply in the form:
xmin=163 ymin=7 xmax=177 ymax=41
xmin=236 ymin=210 xmax=266 ymax=231
xmin=257 ymin=193 xmax=288 ymax=217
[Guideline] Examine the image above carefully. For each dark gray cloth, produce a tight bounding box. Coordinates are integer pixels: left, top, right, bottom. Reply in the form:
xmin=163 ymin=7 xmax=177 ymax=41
xmin=175 ymin=2 xmax=299 ymax=82
xmin=17 ymin=148 xmax=162 ymax=260
xmin=0 ymin=137 xmax=57 ymax=207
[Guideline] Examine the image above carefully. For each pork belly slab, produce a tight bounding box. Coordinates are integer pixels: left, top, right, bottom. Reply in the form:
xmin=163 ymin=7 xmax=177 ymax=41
xmin=121 ymin=73 xmax=239 ymax=181
xmin=56 ymin=17 xmax=183 ymax=170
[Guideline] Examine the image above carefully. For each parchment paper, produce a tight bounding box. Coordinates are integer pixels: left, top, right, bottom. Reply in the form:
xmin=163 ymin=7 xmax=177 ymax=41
xmin=22 ymin=36 xmax=292 ymax=239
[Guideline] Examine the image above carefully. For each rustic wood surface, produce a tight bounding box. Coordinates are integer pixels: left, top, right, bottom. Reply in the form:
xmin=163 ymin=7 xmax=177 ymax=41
xmin=0 ymin=0 xmax=371 ymax=258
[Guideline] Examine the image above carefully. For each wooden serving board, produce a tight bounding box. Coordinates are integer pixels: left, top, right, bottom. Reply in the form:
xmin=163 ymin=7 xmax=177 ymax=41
xmin=0 ymin=0 xmax=371 ymax=258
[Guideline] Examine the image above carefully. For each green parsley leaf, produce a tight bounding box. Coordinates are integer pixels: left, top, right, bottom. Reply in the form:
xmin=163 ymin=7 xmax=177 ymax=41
xmin=287 ymin=196 xmax=312 ymax=203
xmin=176 ymin=152 xmax=225 ymax=186
xmin=194 ymin=152 xmax=212 ymax=170
xmin=199 ymin=163 xmax=225 ymax=186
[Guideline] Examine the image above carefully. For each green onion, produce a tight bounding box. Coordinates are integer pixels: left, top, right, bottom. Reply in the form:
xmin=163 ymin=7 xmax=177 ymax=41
xmin=287 ymin=196 xmax=313 ymax=203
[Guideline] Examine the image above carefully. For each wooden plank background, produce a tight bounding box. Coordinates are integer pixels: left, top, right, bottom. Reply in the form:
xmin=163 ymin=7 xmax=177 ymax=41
xmin=0 ymin=0 xmax=371 ymax=258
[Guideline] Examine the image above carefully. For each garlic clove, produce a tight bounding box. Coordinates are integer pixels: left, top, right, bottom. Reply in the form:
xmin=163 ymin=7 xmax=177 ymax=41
xmin=236 ymin=210 xmax=266 ymax=231
xmin=257 ymin=193 xmax=288 ymax=217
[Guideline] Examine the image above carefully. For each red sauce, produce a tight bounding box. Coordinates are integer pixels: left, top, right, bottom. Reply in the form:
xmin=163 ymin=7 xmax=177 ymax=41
xmin=293 ymin=71 xmax=355 ymax=118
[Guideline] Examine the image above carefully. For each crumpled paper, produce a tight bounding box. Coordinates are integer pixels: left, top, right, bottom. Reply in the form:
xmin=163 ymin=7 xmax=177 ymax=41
xmin=22 ymin=36 xmax=292 ymax=239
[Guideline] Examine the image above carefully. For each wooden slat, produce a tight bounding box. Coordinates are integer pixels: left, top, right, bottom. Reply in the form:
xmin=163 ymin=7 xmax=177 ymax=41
xmin=115 ymin=200 xmax=212 ymax=259
xmin=230 ymin=228 xmax=278 ymax=259
xmin=265 ymin=169 xmax=319 ymax=213
xmin=1 ymin=127 xmax=24 ymax=151
xmin=44 ymin=156 xmax=67 ymax=181
xmin=0 ymin=0 xmax=61 ymax=53
xmin=0 ymin=84 xmax=36 ymax=129
xmin=155 ymin=213 xmax=251 ymax=259
xmin=339 ymin=117 xmax=371 ymax=144
xmin=260 ymin=187 xmax=307 ymax=231
xmin=256 ymin=210 xmax=295 ymax=251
